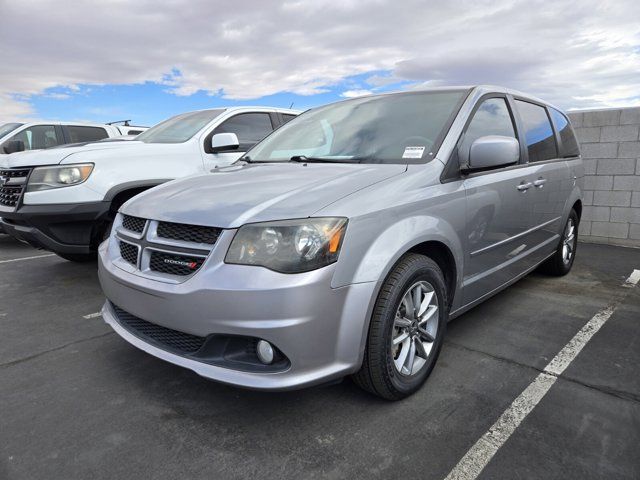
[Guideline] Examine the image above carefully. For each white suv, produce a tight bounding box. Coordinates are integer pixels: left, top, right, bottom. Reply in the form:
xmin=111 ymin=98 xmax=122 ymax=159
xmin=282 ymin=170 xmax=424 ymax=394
xmin=0 ymin=121 xmax=147 ymax=154
xmin=0 ymin=107 xmax=299 ymax=261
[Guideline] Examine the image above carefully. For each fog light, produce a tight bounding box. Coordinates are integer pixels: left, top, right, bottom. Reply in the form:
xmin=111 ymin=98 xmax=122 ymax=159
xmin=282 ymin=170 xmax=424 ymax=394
xmin=256 ymin=340 xmax=275 ymax=364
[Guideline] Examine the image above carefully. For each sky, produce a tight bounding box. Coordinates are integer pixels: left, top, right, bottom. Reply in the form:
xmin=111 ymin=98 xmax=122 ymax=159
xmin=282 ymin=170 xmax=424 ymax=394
xmin=0 ymin=0 xmax=639 ymax=127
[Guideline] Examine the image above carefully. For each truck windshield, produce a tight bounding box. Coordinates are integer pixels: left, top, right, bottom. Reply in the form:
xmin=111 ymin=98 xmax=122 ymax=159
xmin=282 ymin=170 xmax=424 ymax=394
xmin=136 ymin=109 xmax=225 ymax=144
xmin=0 ymin=123 xmax=23 ymax=138
xmin=246 ymin=90 xmax=467 ymax=164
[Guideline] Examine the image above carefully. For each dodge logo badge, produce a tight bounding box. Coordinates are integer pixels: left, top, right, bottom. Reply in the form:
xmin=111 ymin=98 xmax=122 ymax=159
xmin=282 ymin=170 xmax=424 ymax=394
xmin=163 ymin=258 xmax=198 ymax=269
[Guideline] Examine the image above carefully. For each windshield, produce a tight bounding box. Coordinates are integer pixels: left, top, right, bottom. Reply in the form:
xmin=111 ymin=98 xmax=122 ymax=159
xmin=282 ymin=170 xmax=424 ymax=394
xmin=136 ymin=109 xmax=225 ymax=144
xmin=0 ymin=123 xmax=23 ymax=138
xmin=246 ymin=91 xmax=467 ymax=163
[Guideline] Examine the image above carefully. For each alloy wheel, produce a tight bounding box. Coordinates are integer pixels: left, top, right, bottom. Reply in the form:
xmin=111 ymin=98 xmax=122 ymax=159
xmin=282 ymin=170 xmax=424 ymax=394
xmin=562 ymin=217 xmax=576 ymax=264
xmin=391 ymin=280 xmax=439 ymax=376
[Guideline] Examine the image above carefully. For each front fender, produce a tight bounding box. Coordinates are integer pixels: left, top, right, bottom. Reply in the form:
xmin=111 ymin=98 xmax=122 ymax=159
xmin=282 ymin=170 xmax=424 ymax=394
xmin=332 ymin=214 xmax=464 ymax=300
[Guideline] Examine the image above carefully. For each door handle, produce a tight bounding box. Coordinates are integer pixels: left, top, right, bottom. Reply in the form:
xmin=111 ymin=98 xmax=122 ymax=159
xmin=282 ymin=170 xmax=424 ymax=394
xmin=533 ymin=178 xmax=547 ymax=188
xmin=517 ymin=182 xmax=533 ymax=191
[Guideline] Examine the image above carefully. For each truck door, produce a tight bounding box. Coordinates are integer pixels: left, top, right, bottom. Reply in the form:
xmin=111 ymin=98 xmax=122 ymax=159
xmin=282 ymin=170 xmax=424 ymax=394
xmin=202 ymin=112 xmax=276 ymax=168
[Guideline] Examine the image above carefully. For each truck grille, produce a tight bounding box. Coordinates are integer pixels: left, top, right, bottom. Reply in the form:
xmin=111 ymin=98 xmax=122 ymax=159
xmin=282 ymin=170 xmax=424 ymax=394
xmin=112 ymin=304 xmax=206 ymax=354
xmin=122 ymin=214 xmax=146 ymax=234
xmin=157 ymin=221 xmax=220 ymax=244
xmin=114 ymin=213 xmax=219 ymax=279
xmin=0 ymin=168 xmax=31 ymax=208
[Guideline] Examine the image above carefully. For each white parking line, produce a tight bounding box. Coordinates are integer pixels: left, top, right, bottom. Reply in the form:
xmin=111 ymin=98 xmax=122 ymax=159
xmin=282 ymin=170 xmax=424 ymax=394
xmin=0 ymin=254 xmax=55 ymax=264
xmin=83 ymin=312 xmax=102 ymax=319
xmin=444 ymin=270 xmax=639 ymax=480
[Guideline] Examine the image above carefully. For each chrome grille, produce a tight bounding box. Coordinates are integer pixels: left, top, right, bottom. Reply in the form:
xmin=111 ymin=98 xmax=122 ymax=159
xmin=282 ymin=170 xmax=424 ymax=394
xmin=114 ymin=214 xmax=218 ymax=279
xmin=0 ymin=168 xmax=30 ymax=208
xmin=119 ymin=241 xmax=139 ymax=265
xmin=122 ymin=214 xmax=146 ymax=234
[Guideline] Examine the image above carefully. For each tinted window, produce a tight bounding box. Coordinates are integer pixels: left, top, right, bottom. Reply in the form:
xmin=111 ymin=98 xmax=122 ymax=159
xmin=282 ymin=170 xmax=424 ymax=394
xmin=549 ymin=108 xmax=580 ymax=158
xmin=515 ymin=100 xmax=557 ymax=162
xmin=460 ymin=98 xmax=517 ymax=162
xmin=10 ymin=125 xmax=60 ymax=150
xmin=214 ymin=113 xmax=274 ymax=148
xmin=247 ymin=91 xmax=466 ymax=163
xmin=281 ymin=114 xmax=297 ymax=125
xmin=137 ymin=109 xmax=225 ymax=144
xmin=67 ymin=126 xmax=109 ymax=143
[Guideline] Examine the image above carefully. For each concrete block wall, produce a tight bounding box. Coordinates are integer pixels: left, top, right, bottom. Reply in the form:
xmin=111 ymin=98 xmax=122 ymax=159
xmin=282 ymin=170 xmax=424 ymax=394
xmin=567 ymin=107 xmax=640 ymax=247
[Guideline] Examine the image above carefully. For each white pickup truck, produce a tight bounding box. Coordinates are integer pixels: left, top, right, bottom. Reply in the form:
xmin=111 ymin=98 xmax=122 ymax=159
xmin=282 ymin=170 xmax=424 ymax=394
xmin=0 ymin=121 xmax=147 ymax=154
xmin=0 ymin=107 xmax=298 ymax=261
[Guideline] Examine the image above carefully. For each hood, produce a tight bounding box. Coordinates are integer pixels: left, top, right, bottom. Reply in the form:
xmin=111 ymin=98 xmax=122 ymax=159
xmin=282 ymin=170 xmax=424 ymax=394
xmin=0 ymin=140 xmax=144 ymax=168
xmin=123 ymin=162 xmax=407 ymax=228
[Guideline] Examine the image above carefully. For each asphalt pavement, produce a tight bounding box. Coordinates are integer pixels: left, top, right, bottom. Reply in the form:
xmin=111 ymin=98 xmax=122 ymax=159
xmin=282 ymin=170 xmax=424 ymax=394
xmin=1 ymin=234 xmax=638 ymax=479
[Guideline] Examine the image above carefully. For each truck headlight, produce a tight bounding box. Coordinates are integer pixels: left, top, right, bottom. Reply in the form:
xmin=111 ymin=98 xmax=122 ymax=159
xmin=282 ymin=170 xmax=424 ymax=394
xmin=225 ymin=217 xmax=347 ymax=273
xmin=26 ymin=164 xmax=94 ymax=192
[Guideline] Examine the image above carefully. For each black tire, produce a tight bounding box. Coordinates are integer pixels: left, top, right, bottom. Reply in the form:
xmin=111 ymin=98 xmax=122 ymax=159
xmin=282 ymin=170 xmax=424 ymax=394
xmin=539 ymin=209 xmax=579 ymax=276
xmin=353 ymin=253 xmax=448 ymax=400
xmin=56 ymin=252 xmax=97 ymax=262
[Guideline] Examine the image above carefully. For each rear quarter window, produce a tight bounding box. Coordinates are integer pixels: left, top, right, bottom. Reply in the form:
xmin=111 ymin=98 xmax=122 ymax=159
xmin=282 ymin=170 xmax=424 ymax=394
xmin=67 ymin=126 xmax=109 ymax=143
xmin=515 ymin=100 xmax=558 ymax=162
xmin=549 ymin=108 xmax=580 ymax=158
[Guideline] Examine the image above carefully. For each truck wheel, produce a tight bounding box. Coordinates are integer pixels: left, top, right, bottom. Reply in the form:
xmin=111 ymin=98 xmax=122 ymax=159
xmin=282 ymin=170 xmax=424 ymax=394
xmin=539 ymin=209 xmax=578 ymax=276
xmin=353 ymin=253 xmax=448 ymax=400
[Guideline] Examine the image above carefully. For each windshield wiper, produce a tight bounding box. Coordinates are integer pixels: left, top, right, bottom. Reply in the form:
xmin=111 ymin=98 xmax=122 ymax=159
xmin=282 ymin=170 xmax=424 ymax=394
xmin=289 ymin=155 xmax=362 ymax=163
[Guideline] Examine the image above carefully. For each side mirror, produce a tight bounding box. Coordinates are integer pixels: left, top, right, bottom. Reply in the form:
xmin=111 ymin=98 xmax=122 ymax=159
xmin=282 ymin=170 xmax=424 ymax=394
xmin=3 ymin=140 xmax=25 ymax=154
xmin=463 ymin=135 xmax=519 ymax=171
xmin=210 ymin=133 xmax=239 ymax=153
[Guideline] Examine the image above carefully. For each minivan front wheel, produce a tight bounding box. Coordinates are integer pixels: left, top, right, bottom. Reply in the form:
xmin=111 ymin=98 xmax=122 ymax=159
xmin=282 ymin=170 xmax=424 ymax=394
xmin=353 ymin=253 xmax=448 ymax=400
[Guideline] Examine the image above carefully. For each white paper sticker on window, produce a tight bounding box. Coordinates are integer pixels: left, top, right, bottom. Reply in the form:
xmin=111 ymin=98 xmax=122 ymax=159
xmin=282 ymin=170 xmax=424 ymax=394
xmin=402 ymin=146 xmax=425 ymax=159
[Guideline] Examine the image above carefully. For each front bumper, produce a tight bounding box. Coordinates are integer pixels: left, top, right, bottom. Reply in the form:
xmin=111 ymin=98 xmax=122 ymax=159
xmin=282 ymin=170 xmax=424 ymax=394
xmin=0 ymin=202 xmax=111 ymax=254
xmin=98 ymin=240 xmax=379 ymax=391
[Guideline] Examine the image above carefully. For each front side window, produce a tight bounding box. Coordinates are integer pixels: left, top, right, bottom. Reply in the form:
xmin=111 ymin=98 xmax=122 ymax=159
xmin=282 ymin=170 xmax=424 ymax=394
xmin=136 ymin=109 xmax=225 ymax=144
xmin=9 ymin=125 xmax=60 ymax=150
xmin=459 ymin=97 xmax=517 ymax=163
xmin=247 ymin=91 xmax=467 ymax=163
xmin=515 ymin=100 xmax=557 ymax=162
xmin=549 ymin=108 xmax=580 ymax=158
xmin=67 ymin=126 xmax=109 ymax=143
xmin=213 ymin=113 xmax=274 ymax=150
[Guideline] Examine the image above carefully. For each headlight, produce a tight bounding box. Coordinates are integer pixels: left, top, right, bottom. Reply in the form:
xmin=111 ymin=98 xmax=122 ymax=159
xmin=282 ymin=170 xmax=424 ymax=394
xmin=225 ymin=217 xmax=348 ymax=273
xmin=27 ymin=164 xmax=94 ymax=192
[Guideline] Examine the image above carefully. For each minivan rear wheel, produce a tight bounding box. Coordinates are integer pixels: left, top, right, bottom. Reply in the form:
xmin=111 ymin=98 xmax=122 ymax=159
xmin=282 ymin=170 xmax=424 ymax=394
xmin=353 ymin=253 xmax=448 ymax=400
xmin=539 ymin=209 xmax=579 ymax=276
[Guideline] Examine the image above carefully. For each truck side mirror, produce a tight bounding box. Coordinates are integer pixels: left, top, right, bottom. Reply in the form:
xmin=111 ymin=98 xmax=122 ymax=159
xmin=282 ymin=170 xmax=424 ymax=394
xmin=3 ymin=140 xmax=25 ymax=154
xmin=211 ymin=133 xmax=239 ymax=153
xmin=463 ymin=135 xmax=519 ymax=171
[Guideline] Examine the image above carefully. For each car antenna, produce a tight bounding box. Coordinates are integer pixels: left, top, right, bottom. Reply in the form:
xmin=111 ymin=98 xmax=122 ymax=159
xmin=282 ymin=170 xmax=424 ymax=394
xmin=289 ymin=102 xmax=294 ymax=109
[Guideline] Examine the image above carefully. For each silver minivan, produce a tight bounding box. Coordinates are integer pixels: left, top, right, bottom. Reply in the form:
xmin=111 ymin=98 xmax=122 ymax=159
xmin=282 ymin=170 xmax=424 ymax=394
xmin=98 ymin=86 xmax=583 ymax=400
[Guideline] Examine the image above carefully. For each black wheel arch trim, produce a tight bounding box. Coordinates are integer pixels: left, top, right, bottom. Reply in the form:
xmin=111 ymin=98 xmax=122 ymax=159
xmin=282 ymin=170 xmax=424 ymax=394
xmin=103 ymin=179 xmax=172 ymax=202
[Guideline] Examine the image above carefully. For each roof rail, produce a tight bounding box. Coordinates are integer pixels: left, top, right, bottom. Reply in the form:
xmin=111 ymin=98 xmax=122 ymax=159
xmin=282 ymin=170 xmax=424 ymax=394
xmin=106 ymin=120 xmax=132 ymax=126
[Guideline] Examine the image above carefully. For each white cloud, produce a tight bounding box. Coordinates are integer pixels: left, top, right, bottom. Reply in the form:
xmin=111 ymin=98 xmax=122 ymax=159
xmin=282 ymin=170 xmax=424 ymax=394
xmin=0 ymin=94 xmax=37 ymax=123
xmin=341 ymin=89 xmax=374 ymax=98
xmin=0 ymin=0 xmax=638 ymax=121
